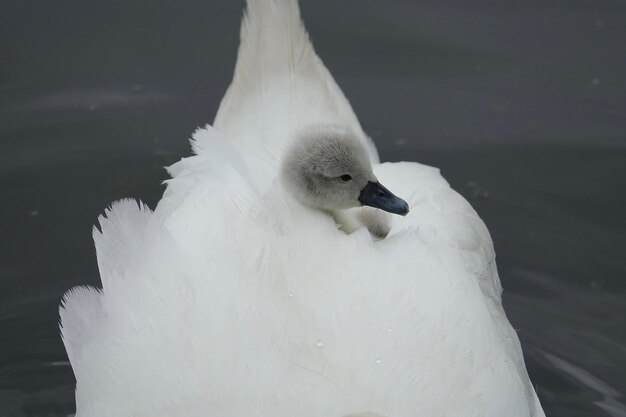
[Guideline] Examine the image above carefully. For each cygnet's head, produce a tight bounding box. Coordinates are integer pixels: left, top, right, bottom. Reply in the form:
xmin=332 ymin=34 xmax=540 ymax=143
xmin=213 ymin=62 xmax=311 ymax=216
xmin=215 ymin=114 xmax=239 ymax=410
xmin=281 ymin=124 xmax=409 ymax=215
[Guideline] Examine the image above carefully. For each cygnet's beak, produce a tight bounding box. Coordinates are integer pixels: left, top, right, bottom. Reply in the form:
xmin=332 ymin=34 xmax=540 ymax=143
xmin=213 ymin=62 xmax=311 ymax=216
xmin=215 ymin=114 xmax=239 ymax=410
xmin=358 ymin=181 xmax=409 ymax=216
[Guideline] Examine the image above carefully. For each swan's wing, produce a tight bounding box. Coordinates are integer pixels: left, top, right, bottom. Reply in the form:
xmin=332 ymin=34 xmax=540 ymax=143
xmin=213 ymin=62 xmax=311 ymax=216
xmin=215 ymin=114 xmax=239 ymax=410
xmin=59 ymin=130 xmax=272 ymax=417
xmin=59 ymin=286 xmax=103 ymax=367
xmin=59 ymin=199 xmax=153 ymax=371
xmin=374 ymin=161 xmax=545 ymax=417
xmin=375 ymin=162 xmax=503 ymax=304
xmin=214 ymin=0 xmax=379 ymax=176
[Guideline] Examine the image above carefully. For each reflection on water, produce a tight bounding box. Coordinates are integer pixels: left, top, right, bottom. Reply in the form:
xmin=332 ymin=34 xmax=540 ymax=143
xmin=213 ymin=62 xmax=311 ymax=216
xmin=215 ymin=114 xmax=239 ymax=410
xmin=1 ymin=0 xmax=625 ymax=416
xmin=542 ymin=352 xmax=626 ymax=417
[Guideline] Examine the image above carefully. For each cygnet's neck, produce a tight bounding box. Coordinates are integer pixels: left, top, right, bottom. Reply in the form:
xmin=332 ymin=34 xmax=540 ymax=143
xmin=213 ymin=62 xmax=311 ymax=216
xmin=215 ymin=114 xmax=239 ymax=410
xmin=332 ymin=207 xmax=391 ymax=240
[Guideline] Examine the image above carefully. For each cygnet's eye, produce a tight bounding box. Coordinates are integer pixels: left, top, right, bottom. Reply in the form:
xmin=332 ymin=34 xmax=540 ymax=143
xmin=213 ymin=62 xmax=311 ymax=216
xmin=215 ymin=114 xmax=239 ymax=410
xmin=340 ymin=174 xmax=352 ymax=182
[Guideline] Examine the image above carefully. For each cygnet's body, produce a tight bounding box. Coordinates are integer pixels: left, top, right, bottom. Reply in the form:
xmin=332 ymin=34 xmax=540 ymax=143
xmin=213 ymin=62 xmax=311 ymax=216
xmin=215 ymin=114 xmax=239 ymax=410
xmin=59 ymin=0 xmax=546 ymax=416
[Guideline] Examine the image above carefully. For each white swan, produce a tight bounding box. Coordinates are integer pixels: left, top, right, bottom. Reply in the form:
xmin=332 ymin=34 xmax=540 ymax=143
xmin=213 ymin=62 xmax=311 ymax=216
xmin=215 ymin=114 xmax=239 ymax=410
xmin=59 ymin=1 xmax=546 ymax=416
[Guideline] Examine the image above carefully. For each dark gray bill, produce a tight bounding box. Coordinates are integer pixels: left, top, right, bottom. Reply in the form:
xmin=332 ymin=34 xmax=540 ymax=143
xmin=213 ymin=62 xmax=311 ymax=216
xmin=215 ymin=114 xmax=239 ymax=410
xmin=358 ymin=181 xmax=409 ymax=216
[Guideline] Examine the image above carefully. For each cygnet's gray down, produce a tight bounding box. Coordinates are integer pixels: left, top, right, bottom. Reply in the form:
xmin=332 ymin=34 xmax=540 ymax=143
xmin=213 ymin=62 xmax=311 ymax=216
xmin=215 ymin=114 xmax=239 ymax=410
xmin=281 ymin=124 xmax=409 ymax=238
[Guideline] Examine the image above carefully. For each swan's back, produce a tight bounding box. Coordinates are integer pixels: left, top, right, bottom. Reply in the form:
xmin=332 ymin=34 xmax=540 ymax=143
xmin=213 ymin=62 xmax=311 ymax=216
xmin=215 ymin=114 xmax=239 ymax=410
xmin=214 ymin=0 xmax=378 ymax=187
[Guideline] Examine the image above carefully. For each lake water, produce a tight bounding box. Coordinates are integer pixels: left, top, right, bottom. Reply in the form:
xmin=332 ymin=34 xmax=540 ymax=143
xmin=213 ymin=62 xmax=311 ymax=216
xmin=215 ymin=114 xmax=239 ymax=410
xmin=1 ymin=0 xmax=625 ymax=416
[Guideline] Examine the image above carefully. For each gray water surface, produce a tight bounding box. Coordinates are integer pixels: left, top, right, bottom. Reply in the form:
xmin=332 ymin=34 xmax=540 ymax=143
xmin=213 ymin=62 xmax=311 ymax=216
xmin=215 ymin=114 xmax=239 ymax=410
xmin=1 ymin=1 xmax=625 ymax=416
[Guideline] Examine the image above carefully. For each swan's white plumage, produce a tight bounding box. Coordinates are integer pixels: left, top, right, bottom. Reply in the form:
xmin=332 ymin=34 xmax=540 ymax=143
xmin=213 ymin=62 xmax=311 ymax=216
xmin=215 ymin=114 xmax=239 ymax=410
xmin=215 ymin=0 xmax=378 ymax=191
xmin=60 ymin=0 xmax=545 ymax=416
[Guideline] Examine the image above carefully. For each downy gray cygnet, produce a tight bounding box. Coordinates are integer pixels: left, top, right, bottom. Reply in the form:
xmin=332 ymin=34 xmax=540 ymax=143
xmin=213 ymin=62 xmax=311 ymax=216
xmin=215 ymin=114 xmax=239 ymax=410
xmin=281 ymin=124 xmax=409 ymax=238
